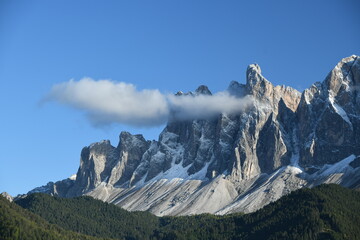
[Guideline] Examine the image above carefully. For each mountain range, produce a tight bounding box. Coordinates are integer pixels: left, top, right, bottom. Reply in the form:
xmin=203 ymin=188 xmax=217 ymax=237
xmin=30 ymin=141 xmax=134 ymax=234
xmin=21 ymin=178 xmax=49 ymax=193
xmin=27 ymin=55 xmax=360 ymax=216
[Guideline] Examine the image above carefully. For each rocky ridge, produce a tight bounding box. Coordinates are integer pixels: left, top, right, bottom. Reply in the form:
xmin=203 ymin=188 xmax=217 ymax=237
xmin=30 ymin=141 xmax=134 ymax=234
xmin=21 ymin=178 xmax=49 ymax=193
xmin=28 ymin=55 xmax=360 ymax=216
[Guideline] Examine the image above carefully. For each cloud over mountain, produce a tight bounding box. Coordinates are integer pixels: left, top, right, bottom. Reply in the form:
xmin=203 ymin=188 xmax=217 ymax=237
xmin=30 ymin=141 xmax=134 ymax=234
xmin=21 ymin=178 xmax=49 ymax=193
xmin=45 ymin=78 xmax=252 ymax=127
xmin=168 ymin=92 xmax=252 ymax=121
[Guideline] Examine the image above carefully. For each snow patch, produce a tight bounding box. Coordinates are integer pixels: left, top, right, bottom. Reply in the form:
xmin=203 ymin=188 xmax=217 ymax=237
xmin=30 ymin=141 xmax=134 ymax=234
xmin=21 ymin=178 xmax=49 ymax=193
xmin=289 ymin=127 xmax=302 ymax=170
xmin=285 ymin=165 xmax=303 ymax=175
xmin=69 ymin=174 xmax=77 ymax=180
xmin=151 ymin=162 xmax=191 ymax=181
xmin=149 ymin=160 xmax=210 ymax=183
xmin=328 ymin=94 xmax=352 ymax=127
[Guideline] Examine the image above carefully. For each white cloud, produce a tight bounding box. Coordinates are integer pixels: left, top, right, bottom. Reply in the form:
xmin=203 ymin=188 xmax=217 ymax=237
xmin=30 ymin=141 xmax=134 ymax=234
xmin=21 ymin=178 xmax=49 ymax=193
xmin=168 ymin=92 xmax=253 ymax=121
xmin=46 ymin=78 xmax=169 ymax=126
xmin=45 ymin=78 xmax=253 ymax=127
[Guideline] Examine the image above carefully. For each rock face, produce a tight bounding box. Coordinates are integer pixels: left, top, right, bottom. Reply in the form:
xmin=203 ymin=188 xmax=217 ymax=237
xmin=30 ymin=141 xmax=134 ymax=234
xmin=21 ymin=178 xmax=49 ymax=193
xmin=30 ymin=55 xmax=360 ymax=216
xmin=297 ymin=55 xmax=360 ymax=166
xmin=1 ymin=192 xmax=13 ymax=202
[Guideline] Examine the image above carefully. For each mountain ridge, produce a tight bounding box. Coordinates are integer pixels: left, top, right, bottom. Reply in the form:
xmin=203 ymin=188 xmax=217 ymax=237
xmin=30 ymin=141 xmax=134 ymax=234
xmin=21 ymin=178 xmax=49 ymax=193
xmin=26 ymin=55 xmax=360 ymax=216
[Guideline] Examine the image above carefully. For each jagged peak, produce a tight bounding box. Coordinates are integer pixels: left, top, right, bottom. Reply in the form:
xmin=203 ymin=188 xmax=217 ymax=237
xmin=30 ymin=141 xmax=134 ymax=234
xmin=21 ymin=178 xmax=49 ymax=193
xmin=245 ymin=62 xmax=275 ymax=102
xmin=341 ymin=54 xmax=359 ymax=63
xmin=246 ymin=63 xmax=272 ymax=87
xmin=120 ymin=131 xmax=146 ymax=140
xmin=247 ymin=63 xmax=261 ymax=74
xmin=171 ymin=85 xmax=211 ymax=98
xmin=120 ymin=131 xmax=133 ymax=138
xmin=195 ymin=85 xmax=212 ymax=95
xmin=323 ymin=54 xmax=360 ymax=97
xmin=89 ymin=139 xmax=111 ymax=148
xmin=174 ymin=90 xmax=195 ymax=97
xmin=227 ymin=80 xmax=246 ymax=97
xmin=332 ymin=55 xmax=359 ymax=77
xmin=118 ymin=131 xmax=148 ymax=150
xmin=228 ymin=80 xmax=240 ymax=87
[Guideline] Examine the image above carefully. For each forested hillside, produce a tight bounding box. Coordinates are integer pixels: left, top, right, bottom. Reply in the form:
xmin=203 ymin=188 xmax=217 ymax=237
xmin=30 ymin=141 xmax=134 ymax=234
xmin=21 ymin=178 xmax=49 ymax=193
xmin=16 ymin=193 xmax=158 ymax=240
xmin=0 ymin=195 xmax=111 ymax=240
xmin=156 ymin=184 xmax=360 ymax=239
xmin=8 ymin=184 xmax=360 ymax=240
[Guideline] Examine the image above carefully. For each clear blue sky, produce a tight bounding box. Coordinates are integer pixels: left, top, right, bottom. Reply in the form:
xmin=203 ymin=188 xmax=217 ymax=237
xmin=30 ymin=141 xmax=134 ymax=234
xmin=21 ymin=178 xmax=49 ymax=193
xmin=1 ymin=0 xmax=359 ymax=196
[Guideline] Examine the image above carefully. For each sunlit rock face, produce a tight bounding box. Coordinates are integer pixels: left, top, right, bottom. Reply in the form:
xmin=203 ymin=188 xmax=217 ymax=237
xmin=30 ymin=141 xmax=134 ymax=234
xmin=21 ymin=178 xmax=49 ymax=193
xmin=296 ymin=55 xmax=360 ymax=166
xmin=29 ymin=55 xmax=360 ymax=216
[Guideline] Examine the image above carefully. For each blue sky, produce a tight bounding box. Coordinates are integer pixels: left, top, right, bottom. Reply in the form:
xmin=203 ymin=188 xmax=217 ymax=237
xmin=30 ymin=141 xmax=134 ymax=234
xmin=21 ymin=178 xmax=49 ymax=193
xmin=0 ymin=0 xmax=359 ymax=196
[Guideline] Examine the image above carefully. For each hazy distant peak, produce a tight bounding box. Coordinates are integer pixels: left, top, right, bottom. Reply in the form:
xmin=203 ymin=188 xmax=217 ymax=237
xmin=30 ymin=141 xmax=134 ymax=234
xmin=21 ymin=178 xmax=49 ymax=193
xmin=195 ymin=85 xmax=212 ymax=95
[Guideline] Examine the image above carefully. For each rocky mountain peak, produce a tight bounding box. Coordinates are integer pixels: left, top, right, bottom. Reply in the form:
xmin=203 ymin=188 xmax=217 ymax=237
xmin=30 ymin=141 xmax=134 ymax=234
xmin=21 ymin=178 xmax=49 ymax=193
xmin=246 ymin=63 xmax=265 ymax=88
xmin=246 ymin=63 xmax=274 ymax=101
xmin=28 ymin=55 xmax=360 ymax=217
xmin=247 ymin=63 xmax=261 ymax=75
xmin=296 ymin=55 xmax=360 ymax=166
xmin=118 ymin=131 xmax=148 ymax=150
xmin=227 ymin=80 xmax=246 ymax=97
xmin=195 ymin=85 xmax=212 ymax=95
xmin=245 ymin=63 xmax=301 ymax=112
xmin=85 ymin=140 xmax=114 ymax=154
xmin=324 ymin=55 xmax=359 ymax=98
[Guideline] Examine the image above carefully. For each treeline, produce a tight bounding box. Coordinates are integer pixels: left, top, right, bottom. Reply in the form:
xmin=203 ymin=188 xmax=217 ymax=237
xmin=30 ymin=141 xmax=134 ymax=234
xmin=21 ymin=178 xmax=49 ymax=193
xmin=2 ymin=184 xmax=360 ymax=240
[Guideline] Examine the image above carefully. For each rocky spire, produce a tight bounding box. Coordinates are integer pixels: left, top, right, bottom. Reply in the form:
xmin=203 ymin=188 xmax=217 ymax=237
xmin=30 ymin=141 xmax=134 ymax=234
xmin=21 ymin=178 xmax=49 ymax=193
xmin=246 ymin=63 xmax=275 ymax=102
xmin=245 ymin=63 xmax=301 ymax=113
xmin=195 ymin=85 xmax=212 ymax=95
